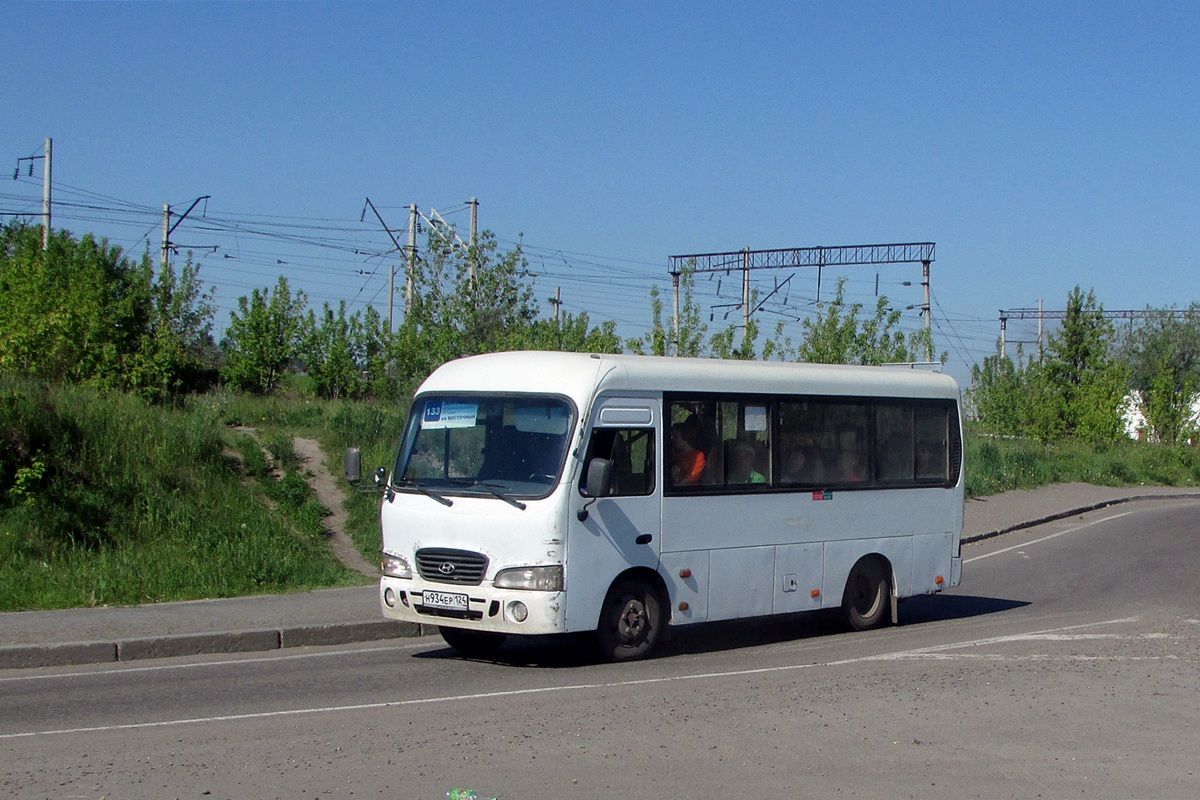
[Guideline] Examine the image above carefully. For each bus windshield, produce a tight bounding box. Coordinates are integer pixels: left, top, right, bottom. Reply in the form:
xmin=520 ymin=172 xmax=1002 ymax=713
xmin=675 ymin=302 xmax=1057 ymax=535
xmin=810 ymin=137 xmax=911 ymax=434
xmin=395 ymin=394 xmax=575 ymax=498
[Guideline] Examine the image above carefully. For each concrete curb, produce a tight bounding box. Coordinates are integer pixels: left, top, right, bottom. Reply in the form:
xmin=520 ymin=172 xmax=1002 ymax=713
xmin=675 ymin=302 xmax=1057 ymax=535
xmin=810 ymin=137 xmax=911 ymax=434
xmin=961 ymin=492 xmax=1200 ymax=545
xmin=0 ymin=621 xmax=426 ymax=670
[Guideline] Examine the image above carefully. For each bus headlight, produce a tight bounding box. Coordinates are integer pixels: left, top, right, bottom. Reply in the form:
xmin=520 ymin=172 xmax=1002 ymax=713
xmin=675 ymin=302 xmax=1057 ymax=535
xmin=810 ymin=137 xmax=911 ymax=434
xmin=493 ymin=565 xmax=563 ymax=591
xmin=380 ymin=551 xmax=412 ymax=579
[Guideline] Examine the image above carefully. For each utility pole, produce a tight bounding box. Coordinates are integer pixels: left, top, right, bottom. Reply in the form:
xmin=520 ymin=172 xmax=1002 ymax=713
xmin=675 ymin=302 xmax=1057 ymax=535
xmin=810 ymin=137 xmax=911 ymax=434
xmin=671 ymin=270 xmax=681 ymax=354
xmin=742 ymin=247 xmax=751 ymax=345
xmin=41 ymin=138 xmax=52 ymax=250
xmin=468 ymin=197 xmax=479 ymax=286
xmin=921 ymin=259 xmax=932 ymax=361
xmin=407 ymin=204 xmax=418 ymax=314
xmin=12 ymin=139 xmax=53 ymax=249
xmin=1037 ymin=298 xmax=1044 ymax=362
xmin=159 ymin=196 xmax=211 ymax=272
xmin=161 ymin=204 xmax=170 ymax=270
xmin=550 ymin=287 xmax=562 ymax=323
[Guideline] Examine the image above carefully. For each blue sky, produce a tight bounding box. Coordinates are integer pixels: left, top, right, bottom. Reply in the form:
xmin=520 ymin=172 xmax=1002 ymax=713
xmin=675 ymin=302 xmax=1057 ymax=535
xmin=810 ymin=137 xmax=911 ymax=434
xmin=3 ymin=1 xmax=1198 ymax=384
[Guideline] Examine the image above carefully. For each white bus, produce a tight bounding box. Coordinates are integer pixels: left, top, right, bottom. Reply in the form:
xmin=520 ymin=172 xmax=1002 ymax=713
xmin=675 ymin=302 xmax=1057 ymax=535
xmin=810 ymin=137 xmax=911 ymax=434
xmin=368 ymin=351 xmax=964 ymax=661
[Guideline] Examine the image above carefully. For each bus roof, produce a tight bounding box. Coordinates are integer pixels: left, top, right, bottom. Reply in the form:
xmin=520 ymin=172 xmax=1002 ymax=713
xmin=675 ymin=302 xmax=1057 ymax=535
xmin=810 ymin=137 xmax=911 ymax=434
xmin=418 ymin=351 xmax=961 ymax=405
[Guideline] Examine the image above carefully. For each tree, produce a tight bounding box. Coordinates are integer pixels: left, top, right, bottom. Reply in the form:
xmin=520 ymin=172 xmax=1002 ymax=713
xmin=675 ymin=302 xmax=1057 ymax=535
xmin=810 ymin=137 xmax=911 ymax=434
xmin=709 ymin=313 xmax=760 ymax=360
xmin=221 ymin=276 xmax=308 ymax=394
xmin=970 ymin=286 xmax=1128 ymax=442
xmin=1118 ymin=303 xmax=1200 ymax=444
xmin=0 ymin=222 xmax=218 ymax=401
xmin=525 ymin=311 xmax=622 ymax=354
xmin=304 ymin=301 xmax=362 ymax=400
xmin=1041 ymin=286 xmax=1128 ymax=441
xmin=968 ymin=344 xmax=1031 ymax=435
xmin=355 ymin=305 xmax=401 ymax=400
xmin=1142 ymin=356 xmax=1197 ymax=445
xmin=391 ymin=223 xmax=543 ymax=385
xmin=129 ymin=254 xmax=218 ymax=401
xmin=1 ymin=222 xmax=149 ymax=388
xmin=627 ymin=265 xmax=706 ymax=357
xmin=770 ymin=278 xmax=935 ymax=366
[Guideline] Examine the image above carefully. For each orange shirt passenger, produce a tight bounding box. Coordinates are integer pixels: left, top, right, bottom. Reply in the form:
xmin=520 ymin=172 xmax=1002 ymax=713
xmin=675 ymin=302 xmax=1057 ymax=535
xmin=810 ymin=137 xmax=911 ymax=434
xmin=671 ymin=422 xmax=707 ymax=484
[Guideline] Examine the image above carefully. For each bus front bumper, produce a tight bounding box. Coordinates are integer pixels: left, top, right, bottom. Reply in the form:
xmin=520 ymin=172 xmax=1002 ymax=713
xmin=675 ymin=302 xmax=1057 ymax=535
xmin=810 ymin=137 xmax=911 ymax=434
xmin=379 ymin=577 xmax=566 ymax=636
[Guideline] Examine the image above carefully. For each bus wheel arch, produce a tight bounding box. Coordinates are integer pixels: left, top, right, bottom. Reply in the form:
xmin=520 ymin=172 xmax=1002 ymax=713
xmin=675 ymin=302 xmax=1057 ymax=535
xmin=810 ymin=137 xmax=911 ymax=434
xmin=594 ymin=568 xmax=668 ymax=662
xmin=842 ymin=555 xmax=893 ymax=632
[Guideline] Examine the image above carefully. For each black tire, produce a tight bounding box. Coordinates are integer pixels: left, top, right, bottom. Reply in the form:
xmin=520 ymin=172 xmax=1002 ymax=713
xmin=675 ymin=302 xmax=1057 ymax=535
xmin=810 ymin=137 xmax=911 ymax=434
xmin=843 ymin=558 xmax=891 ymax=632
xmin=595 ymin=577 xmax=664 ymax=662
xmin=439 ymin=626 xmax=507 ymax=657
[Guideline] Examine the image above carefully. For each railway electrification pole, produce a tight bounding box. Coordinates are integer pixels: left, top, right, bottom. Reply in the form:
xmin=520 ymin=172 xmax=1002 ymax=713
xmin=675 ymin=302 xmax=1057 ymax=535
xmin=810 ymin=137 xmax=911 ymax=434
xmin=668 ymin=242 xmax=936 ymax=360
xmin=998 ymin=306 xmax=1196 ymax=359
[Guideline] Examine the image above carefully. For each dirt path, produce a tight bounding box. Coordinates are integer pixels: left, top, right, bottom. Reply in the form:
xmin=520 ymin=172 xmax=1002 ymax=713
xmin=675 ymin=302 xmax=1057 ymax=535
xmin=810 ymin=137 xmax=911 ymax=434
xmin=293 ymin=436 xmax=378 ymax=578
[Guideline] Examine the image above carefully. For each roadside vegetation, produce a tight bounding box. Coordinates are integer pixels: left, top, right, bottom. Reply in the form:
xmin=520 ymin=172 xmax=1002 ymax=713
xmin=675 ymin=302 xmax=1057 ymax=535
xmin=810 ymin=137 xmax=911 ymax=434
xmin=2 ymin=218 xmax=1198 ymax=611
xmin=965 ymin=426 xmax=1200 ymax=497
xmin=0 ymin=377 xmax=361 ymax=611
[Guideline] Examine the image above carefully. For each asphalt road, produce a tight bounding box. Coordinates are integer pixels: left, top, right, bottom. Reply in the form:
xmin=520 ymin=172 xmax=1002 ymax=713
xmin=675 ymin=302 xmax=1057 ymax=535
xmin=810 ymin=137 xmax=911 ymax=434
xmin=2 ymin=500 xmax=1199 ymax=799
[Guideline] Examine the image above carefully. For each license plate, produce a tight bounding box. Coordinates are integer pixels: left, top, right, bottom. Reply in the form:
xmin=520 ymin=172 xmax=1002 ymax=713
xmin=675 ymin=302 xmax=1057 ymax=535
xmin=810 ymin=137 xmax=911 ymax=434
xmin=422 ymin=590 xmax=468 ymax=611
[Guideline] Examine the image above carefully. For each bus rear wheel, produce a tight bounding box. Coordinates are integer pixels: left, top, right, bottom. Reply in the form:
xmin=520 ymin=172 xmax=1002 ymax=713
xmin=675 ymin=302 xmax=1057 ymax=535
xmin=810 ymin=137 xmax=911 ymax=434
xmin=596 ymin=577 xmax=663 ymax=662
xmin=439 ymin=626 xmax=507 ymax=657
xmin=843 ymin=558 xmax=891 ymax=632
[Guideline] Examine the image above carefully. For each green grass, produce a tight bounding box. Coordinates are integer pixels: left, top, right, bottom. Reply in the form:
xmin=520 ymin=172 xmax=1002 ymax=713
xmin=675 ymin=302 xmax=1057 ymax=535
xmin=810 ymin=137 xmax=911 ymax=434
xmin=0 ymin=378 xmax=367 ymax=611
xmin=964 ymin=424 xmax=1200 ymax=498
xmin=185 ymin=383 xmax=410 ymax=566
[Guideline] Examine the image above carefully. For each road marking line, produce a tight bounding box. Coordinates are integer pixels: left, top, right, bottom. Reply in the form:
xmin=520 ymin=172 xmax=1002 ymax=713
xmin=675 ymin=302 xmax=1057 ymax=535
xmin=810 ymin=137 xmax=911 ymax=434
xmin=0 ymin=617 xmax=1143 ymax=741
xmin=867 ymin=616 xmax=1142 ymax=657
xmin=965 ymin=511 xmax=1132 ymax=563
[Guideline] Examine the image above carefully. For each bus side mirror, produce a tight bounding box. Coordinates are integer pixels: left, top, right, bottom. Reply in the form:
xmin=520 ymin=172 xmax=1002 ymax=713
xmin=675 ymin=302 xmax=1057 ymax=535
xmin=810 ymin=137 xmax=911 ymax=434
xmin=577 ymin=458 xmax=613 ymax=522
xmin=585 ymin=458 xmax=613 ymax=499
xmin=344 ymin=447 xmax=362 ymax=483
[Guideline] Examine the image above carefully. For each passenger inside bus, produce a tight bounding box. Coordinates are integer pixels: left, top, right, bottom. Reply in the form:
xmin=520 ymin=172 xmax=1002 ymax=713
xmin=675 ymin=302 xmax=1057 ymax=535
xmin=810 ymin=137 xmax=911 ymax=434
xmin=782 ymin=443 xmax=824 ymax=484
xmin=726 ymin=439 xmax=766 ymax=484
xmin=670 ymin=418 xmax=707 ymax=485
xmin=834 ymin=430 xmax=867 ymax=483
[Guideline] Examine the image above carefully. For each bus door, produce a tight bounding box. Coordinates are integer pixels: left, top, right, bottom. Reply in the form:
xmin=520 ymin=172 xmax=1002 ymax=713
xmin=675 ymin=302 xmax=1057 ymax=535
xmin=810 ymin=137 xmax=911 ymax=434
xmin=568 ymin=399 xmax=661 ymax=624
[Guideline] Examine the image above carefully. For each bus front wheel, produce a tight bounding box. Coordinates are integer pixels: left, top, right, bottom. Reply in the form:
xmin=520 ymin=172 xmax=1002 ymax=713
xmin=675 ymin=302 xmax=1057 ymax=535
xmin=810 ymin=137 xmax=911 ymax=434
xmin=596 ymin=577 xmax=663 ymax=662
xmin=439 ymin=626 xmax=507 ymax=657
xmin=843 ymin=558 xmax=891 ymax=632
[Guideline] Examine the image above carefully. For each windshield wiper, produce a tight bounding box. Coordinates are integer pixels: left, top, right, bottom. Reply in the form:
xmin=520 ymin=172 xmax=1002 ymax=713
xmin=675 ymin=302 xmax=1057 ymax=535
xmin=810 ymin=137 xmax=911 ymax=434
xmin=393 ymin=478 xmax=453 ymax=507
xmin=444 ymin=479 xmax=527 ymax=510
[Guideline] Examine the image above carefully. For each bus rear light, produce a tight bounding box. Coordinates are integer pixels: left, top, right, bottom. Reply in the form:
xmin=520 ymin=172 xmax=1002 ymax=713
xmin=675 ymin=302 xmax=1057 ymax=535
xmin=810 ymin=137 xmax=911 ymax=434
xmin=679 ymin=568 xmax=692 ymax=579
xmin=811 ymin=589 xmax=821 ymax=598
xmin=935 ymin=575 xmax=944 ymax=585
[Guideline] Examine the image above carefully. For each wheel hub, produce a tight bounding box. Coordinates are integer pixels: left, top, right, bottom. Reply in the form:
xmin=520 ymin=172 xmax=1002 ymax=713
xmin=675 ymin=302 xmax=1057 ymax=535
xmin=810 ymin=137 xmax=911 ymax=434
xmin=618 ymin=598 xmax=647 ymax=641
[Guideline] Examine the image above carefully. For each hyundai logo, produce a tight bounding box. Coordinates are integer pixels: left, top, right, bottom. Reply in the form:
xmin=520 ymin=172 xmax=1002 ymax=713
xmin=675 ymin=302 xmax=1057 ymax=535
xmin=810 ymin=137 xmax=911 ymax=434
xmin=438 ymin=562 xmax=457 ymax=575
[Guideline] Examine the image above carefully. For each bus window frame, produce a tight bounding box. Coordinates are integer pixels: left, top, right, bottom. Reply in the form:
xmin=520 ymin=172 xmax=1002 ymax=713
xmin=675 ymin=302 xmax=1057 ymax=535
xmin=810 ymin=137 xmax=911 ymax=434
xmin=664 ymin=391 xmax=960 ymax=497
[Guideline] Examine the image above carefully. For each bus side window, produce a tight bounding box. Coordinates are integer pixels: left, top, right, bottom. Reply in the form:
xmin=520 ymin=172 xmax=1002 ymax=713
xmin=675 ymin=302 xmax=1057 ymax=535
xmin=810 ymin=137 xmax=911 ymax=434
xmin=581 ymin=428 xmax=655 ymax=497
xmin=914 ymin=407 xmax=949 ymax=481
xmin=875 ymin=405 xmax=915 ymax=482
